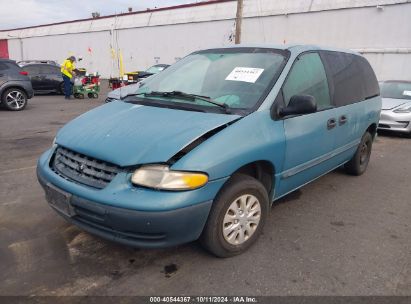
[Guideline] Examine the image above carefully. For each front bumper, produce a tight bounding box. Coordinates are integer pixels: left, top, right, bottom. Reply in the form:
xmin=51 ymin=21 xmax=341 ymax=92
xmin=378 ymin=110 xmax=411 ymax=133
xmin=37 ymin=149 xmax=228 ymax=248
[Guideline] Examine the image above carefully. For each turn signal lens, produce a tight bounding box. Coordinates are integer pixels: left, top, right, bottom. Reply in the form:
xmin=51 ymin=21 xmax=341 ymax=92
xmin=131 ymin=165 xmax=208 ymax=190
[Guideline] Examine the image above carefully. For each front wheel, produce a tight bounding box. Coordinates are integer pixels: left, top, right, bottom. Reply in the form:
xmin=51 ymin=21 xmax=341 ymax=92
xmin=345 ymin=131 xmax=373 ymax=175
xmin=200 ymin=174 xmax=269 ymax=257
xmin=1 ymin=88 xmax=27 ymax=111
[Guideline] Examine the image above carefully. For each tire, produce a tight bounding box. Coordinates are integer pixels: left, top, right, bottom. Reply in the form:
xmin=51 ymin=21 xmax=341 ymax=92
xmin=1 ymin=88 xmax=27 ymax=111
xmin=87 ymin=93 xmax=94 ymax=99
xmin=200 ymin=174 xmax=269 ymax=257
xmin=345 ymin=132 xmax=373 ymax=176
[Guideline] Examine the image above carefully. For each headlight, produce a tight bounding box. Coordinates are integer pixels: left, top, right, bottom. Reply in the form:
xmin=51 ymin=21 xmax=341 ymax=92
xmin=131 ymin=165 xmax=208 ymax=190
xmin=52 ymin=137 xmax=57 ymax=148
xmin=393 ymin=103 xmax=411 ymax=113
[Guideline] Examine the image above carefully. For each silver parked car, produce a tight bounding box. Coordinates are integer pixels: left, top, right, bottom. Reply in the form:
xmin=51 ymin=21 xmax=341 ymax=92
xmin=378 ymin=80 xmax=411 ymax=135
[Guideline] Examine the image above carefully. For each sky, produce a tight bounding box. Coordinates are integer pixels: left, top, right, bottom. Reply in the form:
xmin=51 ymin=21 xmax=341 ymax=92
xmin=0 ymin=0 xmax=201 ymax=30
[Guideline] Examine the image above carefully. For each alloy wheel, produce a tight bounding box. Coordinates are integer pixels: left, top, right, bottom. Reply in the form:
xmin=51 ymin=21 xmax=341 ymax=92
xmin=5 ymin=90 xmax=26 ymax=110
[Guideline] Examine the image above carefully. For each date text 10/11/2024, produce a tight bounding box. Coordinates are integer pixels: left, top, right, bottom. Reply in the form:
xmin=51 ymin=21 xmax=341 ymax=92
xmin=149 ymin=296 xmax=258 ymax=303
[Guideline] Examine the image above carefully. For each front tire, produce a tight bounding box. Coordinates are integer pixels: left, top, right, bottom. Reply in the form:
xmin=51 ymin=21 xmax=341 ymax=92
xmin=200 ymin=174 xmax=269 ymax=257
xmin=1 ymin=88 xmax=27 ymax=111
xmin=345 ymin=131 xmax=373 ymax=175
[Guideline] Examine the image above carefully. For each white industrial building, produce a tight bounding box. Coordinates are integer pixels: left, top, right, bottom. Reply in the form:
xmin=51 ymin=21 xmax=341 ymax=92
xmin=0 ymin=0 xmax=410 ymax=80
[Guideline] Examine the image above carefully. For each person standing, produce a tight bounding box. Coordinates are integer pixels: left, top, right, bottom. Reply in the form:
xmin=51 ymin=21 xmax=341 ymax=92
xmin=61 ymin=56 xmax=76 ymax=99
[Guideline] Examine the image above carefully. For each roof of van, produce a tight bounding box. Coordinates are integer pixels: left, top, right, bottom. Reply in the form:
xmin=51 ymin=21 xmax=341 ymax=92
xmin=202 ymin=44 xmax=361 ymax=55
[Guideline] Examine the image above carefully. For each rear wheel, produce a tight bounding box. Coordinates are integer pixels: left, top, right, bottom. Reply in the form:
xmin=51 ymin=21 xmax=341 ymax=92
xmin=345 ymin=132 xmax=373 ymax=175
xmin=200 ymin=174 xmax=269 ymax=257
xmin=1 ymin=88 xmax=27 ymax=111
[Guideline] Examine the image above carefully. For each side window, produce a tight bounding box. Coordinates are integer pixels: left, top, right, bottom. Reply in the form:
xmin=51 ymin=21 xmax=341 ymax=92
xmin=40 ymin=65 xmax=60 ymax=75
xmin=322 ymin=51 xmax=365 ymax=106
xmin=283 ymin=53 xmax=331 ymax=110
xmin=356 ymin=56 xmax=380 ymax=99
xmin=24 ymin=65 xmax=40 ymax=75
xmin=0 ymin=62 xmax=8 ymax=70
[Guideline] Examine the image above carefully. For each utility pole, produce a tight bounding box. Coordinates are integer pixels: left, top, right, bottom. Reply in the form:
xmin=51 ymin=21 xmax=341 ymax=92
xmin=235 ymin=0 xmax=244 ymax=44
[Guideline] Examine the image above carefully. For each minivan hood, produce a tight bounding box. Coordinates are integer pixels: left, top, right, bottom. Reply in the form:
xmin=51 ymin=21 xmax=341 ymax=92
xmin=56 ymin=101 xmax=240 ymax=167
xmin=381 ymin=97 xmax=408 ymax=110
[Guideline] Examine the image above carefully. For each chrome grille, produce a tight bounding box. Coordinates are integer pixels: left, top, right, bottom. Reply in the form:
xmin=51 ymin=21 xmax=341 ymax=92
xmin=51 ymin=146 xmax=121 ymax=189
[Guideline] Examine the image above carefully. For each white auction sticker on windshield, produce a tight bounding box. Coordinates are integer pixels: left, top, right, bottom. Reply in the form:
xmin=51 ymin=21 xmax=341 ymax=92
xmin=403 ymin=90 xmax=411 ymax=96
xmin=225 ymin=67 xmax=264 ymax=83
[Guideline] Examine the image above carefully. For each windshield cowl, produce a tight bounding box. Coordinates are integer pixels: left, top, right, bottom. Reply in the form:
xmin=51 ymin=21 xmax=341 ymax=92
xmin=122 ymin=95 xmax=248 ymax=116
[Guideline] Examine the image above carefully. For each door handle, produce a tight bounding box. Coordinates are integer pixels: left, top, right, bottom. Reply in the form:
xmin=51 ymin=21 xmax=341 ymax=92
xmin=339 ymin=115 xmax=348 ymax=125
xmin=327 ymin=118 xmax=337 ymax=130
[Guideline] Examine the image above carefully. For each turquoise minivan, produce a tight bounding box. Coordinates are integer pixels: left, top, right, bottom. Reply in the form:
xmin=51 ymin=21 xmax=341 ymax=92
xmin=37 ymin=45 xmax=381 ymax=257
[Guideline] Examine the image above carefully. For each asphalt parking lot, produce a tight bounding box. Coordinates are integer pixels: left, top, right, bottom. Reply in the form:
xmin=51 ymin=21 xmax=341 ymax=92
xmin=0 ymin=85 xmax=410 ymax=296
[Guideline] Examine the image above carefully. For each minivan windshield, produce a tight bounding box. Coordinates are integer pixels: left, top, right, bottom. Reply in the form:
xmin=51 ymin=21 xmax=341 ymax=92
xmin=380 ymin=81 xmax=411 ymax=100
xmin=126 ymin=48 xmax=288 ymax=113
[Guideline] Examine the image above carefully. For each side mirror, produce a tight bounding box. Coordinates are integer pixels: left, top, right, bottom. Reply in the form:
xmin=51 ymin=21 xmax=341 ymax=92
xmin=278 ymin=95 xmax=317 ymax=117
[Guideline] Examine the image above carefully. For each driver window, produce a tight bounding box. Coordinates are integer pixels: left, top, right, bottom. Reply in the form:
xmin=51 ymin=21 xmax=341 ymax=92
xmin=283 ymin=53 xmax=331 ymax=110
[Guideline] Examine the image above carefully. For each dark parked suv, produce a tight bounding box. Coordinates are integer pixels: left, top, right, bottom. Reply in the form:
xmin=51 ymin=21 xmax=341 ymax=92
xmin=22 ymin=63 xmax=65 ymax=94
xmin=0 ymin=59 xmax=34 ymax=111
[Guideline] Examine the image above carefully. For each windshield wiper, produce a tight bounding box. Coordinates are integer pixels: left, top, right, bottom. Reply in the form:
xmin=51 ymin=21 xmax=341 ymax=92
xmin=120 ymin=92 xmax=145 ymax=100
xmin=121 ymin=90 xmax=231 ymax=113
xmin=145 ymin=91 xmax=230 ymax=112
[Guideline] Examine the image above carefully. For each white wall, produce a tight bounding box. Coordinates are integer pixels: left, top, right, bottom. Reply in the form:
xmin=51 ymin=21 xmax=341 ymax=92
xmin=116 ymin=19 xmax=234 ymax=75
xmin=1 ymin=0 xmax=410 ymax=80
xmin=242 ymin=2 xmax=411 ymax=80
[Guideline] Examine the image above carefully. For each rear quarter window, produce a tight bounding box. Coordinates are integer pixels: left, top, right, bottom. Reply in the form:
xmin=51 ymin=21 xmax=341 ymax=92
xmin=6 ymin=62 xmax=21 ymax=70
xmin=0 ymin=61 xmax=20 ymax=71
xmin=356 ymin=56 xmax=379 ymax=99
xmin=0 ymin=61 xmax=22 ymax=74
xmin=322 ymin=51 xmax=365 ymax=106
xmin=0 ymin=62 xmax=8 ymax=70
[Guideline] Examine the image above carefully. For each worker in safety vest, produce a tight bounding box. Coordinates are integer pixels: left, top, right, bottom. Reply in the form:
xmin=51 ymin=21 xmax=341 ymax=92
xmin=61 ymin=56 xmax=76 ymax=99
